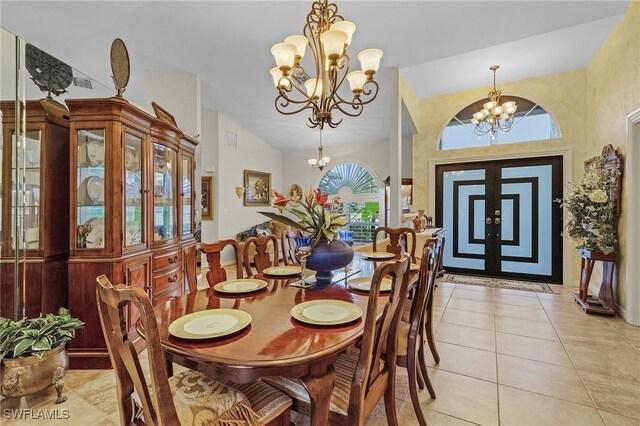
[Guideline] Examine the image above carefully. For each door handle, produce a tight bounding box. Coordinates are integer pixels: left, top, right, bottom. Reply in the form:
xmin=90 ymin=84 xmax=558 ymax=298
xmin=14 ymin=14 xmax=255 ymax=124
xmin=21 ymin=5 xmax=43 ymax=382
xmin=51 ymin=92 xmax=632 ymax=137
xmin=495 ymin=218 xmax=501 ymax=225
xmin=485 ymin=218 xmax=492 ymax=224
xmin=495 ymin=209 xmax=501 ymax=216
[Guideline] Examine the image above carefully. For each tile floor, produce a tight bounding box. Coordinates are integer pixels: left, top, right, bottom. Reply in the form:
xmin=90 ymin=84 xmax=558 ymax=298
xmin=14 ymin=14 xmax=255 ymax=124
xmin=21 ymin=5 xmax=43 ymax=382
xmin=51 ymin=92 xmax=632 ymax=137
xmin=2 ymin=279 xmax=639 ymax=425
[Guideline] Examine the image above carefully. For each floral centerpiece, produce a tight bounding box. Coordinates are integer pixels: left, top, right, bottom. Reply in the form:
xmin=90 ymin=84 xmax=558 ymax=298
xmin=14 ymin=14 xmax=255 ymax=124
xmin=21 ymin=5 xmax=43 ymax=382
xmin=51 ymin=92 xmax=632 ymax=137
xmin=559 ymin=170 xmax=619 ymax=254
xmin=259 ymin=188 xmax=348 ymax=244
xmin=260 ymin=187 xmax=353 ymax=282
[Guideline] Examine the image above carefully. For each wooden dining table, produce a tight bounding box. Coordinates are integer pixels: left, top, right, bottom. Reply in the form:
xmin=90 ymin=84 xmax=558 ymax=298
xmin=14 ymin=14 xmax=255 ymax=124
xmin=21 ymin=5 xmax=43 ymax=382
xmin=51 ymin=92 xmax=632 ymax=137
xmin=139 ymin=253 xmax=418 ymax=426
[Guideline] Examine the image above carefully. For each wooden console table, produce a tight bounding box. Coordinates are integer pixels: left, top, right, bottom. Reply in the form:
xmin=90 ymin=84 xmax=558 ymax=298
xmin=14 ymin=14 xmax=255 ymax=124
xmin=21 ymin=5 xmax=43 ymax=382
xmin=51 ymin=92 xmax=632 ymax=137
xmin=573 ymin=248 xmax=617 ymax=316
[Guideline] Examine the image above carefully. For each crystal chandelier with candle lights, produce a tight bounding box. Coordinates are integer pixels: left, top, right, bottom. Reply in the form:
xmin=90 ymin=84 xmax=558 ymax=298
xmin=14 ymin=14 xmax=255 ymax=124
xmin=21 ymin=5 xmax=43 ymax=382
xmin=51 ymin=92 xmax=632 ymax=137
xmin=269 ymin=0 xmax=383 ymax=130
xmin=471 ymin=65 xmax=517 ymax=137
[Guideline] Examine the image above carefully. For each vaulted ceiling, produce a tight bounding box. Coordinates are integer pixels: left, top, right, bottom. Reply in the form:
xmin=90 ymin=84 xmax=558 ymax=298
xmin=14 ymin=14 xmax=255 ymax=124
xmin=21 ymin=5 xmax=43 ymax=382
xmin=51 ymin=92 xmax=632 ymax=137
xmin=1 ymin=1 xmax=628 ymax=151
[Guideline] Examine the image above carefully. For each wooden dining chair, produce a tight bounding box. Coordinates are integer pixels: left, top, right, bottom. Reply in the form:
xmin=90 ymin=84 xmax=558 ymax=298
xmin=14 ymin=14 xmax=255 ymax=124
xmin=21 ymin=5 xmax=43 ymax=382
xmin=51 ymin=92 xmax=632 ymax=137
xmin=95 ymin=275 xmax=292 ymax=426
xmin=395 ymin=239 xmax=442 ymax=425
xmin=372 ymin=226 xmax=417 ymax=263
xmin=264 ymin=254 xmax=412 ymax=425
xmin=281 ymin=230 xmax=303 ymax=266
xmin=243 ymin=234 xmax=279 ymax=276
xmin=425 ymin=236 xmax=444 ymax=364
xmin=184 ymin=244 xmax=198 ymax=294
xmin=201 ymin=239 xmax=243 ymax=286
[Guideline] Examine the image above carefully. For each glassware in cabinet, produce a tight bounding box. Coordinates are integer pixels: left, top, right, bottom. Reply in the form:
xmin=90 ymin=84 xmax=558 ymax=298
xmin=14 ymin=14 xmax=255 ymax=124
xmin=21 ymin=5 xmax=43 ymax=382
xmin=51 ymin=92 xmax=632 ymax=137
xmin=152 ymin=143 xmax=176 ymax=242
xmin=76 ymin=129 xmax=106 ymax=249
xmin=124 ymin=132 xmax=144 ymax=247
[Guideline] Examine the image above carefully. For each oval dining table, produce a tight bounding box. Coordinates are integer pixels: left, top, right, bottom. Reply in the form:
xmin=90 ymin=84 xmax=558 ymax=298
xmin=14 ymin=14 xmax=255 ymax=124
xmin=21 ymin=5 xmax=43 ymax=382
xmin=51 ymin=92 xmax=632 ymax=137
xmin=139 ymin=253 xmax=418 ymax=426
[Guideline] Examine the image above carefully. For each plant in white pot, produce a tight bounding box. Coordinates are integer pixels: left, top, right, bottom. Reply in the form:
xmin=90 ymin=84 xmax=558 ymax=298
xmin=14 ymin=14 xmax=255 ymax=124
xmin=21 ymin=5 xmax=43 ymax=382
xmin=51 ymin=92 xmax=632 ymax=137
xmin=0 ymin=308 xmax=84 ymax=403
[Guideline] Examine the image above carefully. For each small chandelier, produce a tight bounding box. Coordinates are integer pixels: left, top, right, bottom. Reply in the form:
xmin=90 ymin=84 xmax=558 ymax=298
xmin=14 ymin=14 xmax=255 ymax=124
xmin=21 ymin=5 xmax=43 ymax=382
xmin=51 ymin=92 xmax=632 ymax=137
xmin=308 ymin=129 xmax=330 ymax=171
xmin=269 ymin=0 xmax=383 ymax=130
xmin=472 ymin=65 xmax=517 ymax=137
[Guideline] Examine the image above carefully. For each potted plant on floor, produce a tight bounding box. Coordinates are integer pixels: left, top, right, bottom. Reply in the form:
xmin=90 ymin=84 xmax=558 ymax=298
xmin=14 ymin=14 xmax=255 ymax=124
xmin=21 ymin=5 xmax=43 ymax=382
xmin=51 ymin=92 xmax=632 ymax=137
xmin=0 ymin=308 xmax=84 ymax=404
xmin=260 ymin=187 xmax=353 ymax=283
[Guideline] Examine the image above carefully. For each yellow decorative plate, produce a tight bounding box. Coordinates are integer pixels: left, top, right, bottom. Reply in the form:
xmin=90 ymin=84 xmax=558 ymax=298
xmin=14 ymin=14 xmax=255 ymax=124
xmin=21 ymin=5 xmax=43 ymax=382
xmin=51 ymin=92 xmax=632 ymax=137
xmin=214 ymin=279 xmax=268 ymax=294
xmin=291 ymin=300 xmax=362 ymax=325
xmin=263 ymin=266 xmax=302 ymax=276
xmin=169 ymin=309 xmax=252 ymax=340
xmin=349 ymin=277 xmax=393 ymax=292
xmin=360 ymin=251 xmax=395 ymax=260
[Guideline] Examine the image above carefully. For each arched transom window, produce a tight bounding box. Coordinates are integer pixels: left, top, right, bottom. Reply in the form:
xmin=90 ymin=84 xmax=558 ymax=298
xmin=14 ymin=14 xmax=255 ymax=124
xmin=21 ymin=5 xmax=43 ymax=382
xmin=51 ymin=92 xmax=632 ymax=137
xmin=439 ymin=96 xmax=560 ymax=150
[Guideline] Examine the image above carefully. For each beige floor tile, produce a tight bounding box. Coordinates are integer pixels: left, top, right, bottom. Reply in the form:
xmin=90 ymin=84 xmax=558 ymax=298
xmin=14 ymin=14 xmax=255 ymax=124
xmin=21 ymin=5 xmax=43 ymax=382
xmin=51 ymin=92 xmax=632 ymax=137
xmin=0 ymin=386 xmax=59 ymax=411
xmin=450 ymin=288 xmax=494 ymax=302
xmin=432 ymin=295 xmax=451 ymax=308
xmin=426 ymin=341 xmax=497 ymax=382
xmin=496 ymin=332 xmax=573 ymax=367
xmin=394 ymin=366 xmax=410 ymax=401
xmin=71 ymin=371 xmax=118 ymax=416
xmin=581 ymin=371 xmax=640 ymax=419
xmin=607 ymin=319 xmax=640 ymax=349
xmin=497 ymin=354 xmax=594 ymax=406
xmin=452 ymin=283 xmax=495 ymax=294
xmin=599 ymin=410 xmax=640 ymax=426
xmin=440 ymin=308 xmax=495 ymax=331
xmin=398 ymin=405 xmax=476 ymax=425
xmin=447 ymin=297 xmax=495 ymax=314
xmin=495 ymin=303 xmax=549 ymax=322
xmin=499 ymin=385 xmax=604 ymax=426
xmin=64 ymin=369 xmax=112 ymax=391
xmin=495 ymin=316 xmax=559 ymax=341
xmin=362 ymin=396 xmax=403 ymax=426
xmin=435 ymin=322 xmax=496 ymax=352
xmin=493 ymin=288 xmax=538 ymax=298
xmin=418 ymin=368 xmax=499 ymax=425
xmin=1 ymin=392 xmax=108 ymax=426
xmin=494 ymin=293 xmax=543 ymax=308
xmin=564 ymin=342 xmax=640 ymax=383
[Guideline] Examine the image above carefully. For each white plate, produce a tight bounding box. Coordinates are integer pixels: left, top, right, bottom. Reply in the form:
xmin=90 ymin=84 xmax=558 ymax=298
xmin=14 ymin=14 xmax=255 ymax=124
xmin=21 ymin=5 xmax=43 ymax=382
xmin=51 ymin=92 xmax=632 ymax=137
xmin=263 ymin=266 xmax=302 ymax=276
xmin=86 ymin=176 xmax=104 ymax=203
xmin=291 ymin=300 xmax=362 ymax=325
xmin=360 ymin=251 xmax=396 ymax=260
xmin=169 ymin=309 xmax=252 ymax=340
xmin=214 ymin=279 xmax=268 ymax=294
xmin=349 ymin=276 xmax=393 ymax=292
xmin=87 ymin=141 xmax=105 ymax=166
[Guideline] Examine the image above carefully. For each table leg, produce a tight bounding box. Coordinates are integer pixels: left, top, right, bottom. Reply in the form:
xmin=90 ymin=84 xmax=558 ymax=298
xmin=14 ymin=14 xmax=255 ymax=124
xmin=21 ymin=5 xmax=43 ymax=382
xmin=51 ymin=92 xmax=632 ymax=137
xmin=300 ymin=365 xmax=336 ymax=426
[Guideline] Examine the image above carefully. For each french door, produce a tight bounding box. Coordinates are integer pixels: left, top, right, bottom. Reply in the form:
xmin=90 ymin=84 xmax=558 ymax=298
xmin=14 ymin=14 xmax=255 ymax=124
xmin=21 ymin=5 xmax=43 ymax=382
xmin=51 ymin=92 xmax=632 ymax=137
xmin=436 ymin=156 xmax=563 ymax=283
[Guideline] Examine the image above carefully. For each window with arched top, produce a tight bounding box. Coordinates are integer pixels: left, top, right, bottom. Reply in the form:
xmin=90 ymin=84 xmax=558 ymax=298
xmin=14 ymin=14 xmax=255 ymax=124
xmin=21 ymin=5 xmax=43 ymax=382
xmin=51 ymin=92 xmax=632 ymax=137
xmin=317 ymin=162 xmax=381 ymax=244
xmin=439 ymin=96 xmax=560 ymax=150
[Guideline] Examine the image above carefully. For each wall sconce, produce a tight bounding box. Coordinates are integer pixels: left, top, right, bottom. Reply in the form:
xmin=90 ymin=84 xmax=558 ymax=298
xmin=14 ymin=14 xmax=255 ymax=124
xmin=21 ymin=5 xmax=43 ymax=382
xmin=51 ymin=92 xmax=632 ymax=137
xmin=235 ymin=187 xmax=245 ymax=199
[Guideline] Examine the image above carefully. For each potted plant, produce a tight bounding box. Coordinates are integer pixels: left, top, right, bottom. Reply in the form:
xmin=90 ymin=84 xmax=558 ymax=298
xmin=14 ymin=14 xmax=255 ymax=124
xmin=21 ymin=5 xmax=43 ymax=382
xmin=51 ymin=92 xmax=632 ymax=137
xmin=559 ymin=169 xmax=619 ymax=254
xmin=260 ymin=187 xmax=353 ymax=282
xmin=0 ymin=308 xmax=84 ymax=403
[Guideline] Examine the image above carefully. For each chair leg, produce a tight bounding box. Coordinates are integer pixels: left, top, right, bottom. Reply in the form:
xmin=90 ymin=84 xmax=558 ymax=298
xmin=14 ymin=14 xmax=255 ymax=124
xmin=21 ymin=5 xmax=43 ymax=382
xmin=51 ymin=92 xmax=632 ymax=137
xmin=416 ymin=359 xmax=425 ymax=390
xmin=384 ymin=375 xmax=399 ymax=426
xmin=426 ymin=315 xmax=440 ymax=364
xmin=407 ymin=356 xmax=427 ymax=426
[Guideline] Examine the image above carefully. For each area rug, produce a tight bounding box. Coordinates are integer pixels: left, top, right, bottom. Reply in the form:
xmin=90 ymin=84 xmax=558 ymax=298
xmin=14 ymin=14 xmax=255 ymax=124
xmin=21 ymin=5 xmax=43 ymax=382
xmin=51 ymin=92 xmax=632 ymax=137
xmin=442 ymin=274 xmax=559 ymax=294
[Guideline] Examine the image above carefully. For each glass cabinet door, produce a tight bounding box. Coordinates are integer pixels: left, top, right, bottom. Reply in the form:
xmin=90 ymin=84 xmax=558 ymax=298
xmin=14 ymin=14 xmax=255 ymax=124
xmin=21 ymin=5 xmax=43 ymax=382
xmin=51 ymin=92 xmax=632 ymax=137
xmin=153 ymin=143 xmax=176 ymax=242
xmin=124 ymin=133 xmax=144 ymax=247
xmin=11 ymin=130 xmax=41 ymax=250
xmin=76 ymin=129 xmax=106 ymax=249
xmin=180 ymin=155 xmax=193 ymax=236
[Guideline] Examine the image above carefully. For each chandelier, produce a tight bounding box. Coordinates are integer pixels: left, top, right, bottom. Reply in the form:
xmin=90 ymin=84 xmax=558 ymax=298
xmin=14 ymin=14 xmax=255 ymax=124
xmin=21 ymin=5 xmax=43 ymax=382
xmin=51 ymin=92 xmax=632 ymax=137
xmin=269 ymin=0 xmax=383 ymax=129
xmin=471 ymin=65 xmax=517 ymax=137
xmin=307 ymin=129 xmax=330 ymax=171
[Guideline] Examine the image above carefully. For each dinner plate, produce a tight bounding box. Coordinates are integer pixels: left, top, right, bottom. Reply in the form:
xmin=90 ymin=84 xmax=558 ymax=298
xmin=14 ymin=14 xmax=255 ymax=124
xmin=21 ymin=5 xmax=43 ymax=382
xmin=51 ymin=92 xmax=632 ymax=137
xmin=169 ymin=309 xmax=252 ymax=340
xmin=349 ymin=276 xmax=393 ymax=292
xmin=86 ymin=176 xmax=104 ymax=203
xmin=86 ymin=219 xmax=105 ymax=249
xmin=214 ymin=279 xmax=268 ymax=294
xmin=291 ymin=300 xmax=362 ymax=326
xmin=87 ymin=141 xmax=105 ymax=166
xmin=360 ymin=251 xmax=395 ymax=260
xmin=263 ymin=266 xmax=302 ymax=276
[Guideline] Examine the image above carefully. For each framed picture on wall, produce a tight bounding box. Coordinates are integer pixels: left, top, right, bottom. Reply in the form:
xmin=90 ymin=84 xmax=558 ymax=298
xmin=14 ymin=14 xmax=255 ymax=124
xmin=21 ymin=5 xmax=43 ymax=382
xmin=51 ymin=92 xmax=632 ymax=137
xmin=244 ymin=170 xmax=271 ymax=206
xmin=201 ymin=176 xmax=214 ymax=220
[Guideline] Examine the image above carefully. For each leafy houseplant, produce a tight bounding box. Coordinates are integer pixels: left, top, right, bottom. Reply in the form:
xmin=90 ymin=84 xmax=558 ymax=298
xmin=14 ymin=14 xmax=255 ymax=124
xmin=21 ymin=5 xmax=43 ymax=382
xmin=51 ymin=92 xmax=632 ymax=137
xmin=0 ymin=308 xmax=84 ymax=403
xmin=559 ymin=170 xmax=619 ymax=254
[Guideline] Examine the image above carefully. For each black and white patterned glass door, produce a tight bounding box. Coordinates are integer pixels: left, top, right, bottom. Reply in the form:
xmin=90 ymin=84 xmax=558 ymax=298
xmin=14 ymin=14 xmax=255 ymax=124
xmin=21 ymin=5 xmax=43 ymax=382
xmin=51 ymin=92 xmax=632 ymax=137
xmin=436 ymin=156 xmax=563 ymax=283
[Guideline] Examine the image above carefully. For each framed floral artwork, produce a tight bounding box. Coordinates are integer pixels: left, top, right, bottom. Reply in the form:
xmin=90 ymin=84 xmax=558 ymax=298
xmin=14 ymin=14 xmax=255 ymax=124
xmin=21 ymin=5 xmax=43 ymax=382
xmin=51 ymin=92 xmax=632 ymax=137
xmin=201 ymin=176 xmax=214 ymax=220
xmin=244 ymin=170 xmax=271 ymax=206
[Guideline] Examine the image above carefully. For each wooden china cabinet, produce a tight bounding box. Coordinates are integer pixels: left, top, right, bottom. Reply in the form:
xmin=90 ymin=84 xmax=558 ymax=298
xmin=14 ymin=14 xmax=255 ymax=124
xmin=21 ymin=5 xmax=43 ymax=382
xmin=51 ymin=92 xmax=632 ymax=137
xmin=0 ymin=100 xmax=70 ymax=319
xmin=65 ymin=98 xmax=197 ymax=368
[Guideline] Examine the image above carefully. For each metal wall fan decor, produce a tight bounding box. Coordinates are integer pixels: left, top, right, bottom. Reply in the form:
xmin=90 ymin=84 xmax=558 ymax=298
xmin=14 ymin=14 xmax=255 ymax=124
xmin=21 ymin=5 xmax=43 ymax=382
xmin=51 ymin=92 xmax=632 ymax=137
xmin=25 ymin=43 xmax=74 ymax=100
xmin=110 ymin=38 xmax=130 ymax=99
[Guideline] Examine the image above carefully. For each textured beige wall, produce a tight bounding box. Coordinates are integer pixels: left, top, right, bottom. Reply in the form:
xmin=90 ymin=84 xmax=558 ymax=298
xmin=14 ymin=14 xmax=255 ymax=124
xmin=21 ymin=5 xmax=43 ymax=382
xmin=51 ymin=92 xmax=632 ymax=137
xmin=586 ymin=1 xmax=640 ymax=311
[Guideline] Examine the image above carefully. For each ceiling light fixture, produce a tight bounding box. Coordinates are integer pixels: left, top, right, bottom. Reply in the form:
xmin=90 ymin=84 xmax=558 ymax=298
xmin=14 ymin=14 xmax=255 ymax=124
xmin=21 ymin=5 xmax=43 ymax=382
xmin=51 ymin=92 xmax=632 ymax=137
xmin=307 ymin=129 xmax=331 ymax=171
xmin=472 ymin=65 xmax=517 ymax=139
xmin=270 ymin=0 xmax=383 ymax=130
